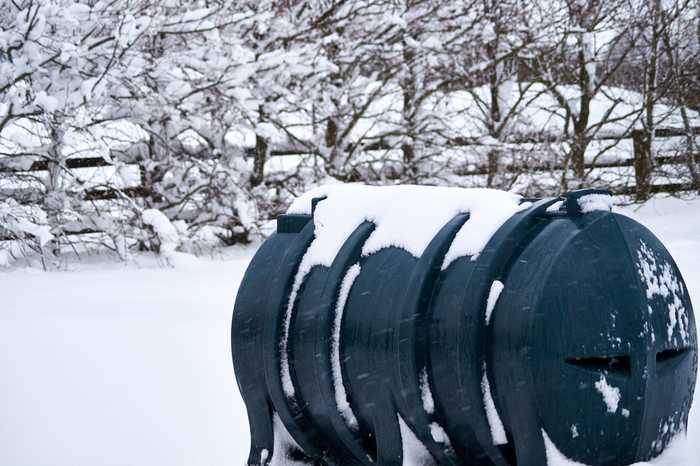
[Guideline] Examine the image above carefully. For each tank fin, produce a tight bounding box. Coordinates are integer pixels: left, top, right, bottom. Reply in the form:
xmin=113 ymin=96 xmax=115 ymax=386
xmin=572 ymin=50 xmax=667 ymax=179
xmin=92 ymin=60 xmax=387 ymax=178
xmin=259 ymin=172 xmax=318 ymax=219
xmin=395 ymin=213 xmax=470 ymax=465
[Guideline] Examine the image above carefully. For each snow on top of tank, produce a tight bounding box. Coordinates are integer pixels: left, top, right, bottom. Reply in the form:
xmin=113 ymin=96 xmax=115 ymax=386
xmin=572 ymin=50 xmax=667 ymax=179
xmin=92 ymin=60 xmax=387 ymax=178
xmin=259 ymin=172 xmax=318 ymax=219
xmin=577 ymin=193 xmax=613 ymax=213
xmin=287 ymin=183 xmax=521 ymax=268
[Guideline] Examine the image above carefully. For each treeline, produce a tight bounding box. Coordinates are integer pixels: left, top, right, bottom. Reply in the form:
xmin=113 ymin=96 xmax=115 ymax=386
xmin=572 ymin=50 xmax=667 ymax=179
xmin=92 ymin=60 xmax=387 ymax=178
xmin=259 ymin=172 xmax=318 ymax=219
xmin=0 ymin=0 xmax=698 ymax=263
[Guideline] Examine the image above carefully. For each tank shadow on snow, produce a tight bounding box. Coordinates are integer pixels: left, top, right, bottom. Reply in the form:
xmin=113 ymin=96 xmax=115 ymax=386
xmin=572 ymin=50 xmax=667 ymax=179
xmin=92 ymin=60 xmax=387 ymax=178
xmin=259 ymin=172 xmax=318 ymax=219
xmin=231 ymin=188 xmax=697 ymax=466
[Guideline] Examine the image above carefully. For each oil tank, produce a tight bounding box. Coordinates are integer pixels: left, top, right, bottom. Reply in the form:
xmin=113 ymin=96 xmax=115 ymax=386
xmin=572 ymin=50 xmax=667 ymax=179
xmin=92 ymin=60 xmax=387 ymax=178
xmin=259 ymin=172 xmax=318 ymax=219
xmin=231 ymin=186 xmax=697 ymax=466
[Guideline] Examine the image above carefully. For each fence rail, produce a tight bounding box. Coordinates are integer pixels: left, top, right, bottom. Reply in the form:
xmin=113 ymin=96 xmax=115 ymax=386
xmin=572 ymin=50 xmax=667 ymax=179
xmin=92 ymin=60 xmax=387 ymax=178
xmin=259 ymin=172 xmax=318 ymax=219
xmin=1 ymin=126 xmax=698 ymax=239
xmin=631 ymin=127 xmax=700 ymax=200
xmin=0 ymin=156 xmax=113 ymax=172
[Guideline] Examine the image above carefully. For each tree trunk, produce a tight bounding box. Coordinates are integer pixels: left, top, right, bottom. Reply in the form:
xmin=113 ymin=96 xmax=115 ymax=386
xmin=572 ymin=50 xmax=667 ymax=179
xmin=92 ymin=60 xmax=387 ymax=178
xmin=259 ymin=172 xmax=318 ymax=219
xmin=487 ymin=150 xmax=500 ymax=188
xmin=570 ymin=130 xmax=588 ymax=183
xmin=678 ymin=108 xmax=700 ymax=193
xmin=640 ymin=0 xmax=660 ymax=200
xmin=325 ymin=117 xmax=338 ymax=150
xmin=251 ymin=133 xmax=268 ymax=187
xmin=572 ymin=29 xmax=593 ymax=183
xmin=401 ymin=85 xmax=416 ymax=180
xmin=633 ymin=129 xmax=652 ymax=201
xmin=401 ymin=141 xmax=415 ymax=180
xmin=401 ymin=38 xmax=417 ymax=181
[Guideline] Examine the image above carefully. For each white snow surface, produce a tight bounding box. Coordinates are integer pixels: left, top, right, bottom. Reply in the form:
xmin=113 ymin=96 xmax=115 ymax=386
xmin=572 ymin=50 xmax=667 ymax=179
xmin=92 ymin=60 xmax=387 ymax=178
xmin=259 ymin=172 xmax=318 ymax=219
xmin=546 ymin=200 xmax=564 ymax=213
xmin=571 ymin=424 xmax=579 ymax=438
xmin=577 ymin=193 xmax=614 ymax=213
xmin=271 ymin=413 xmax=307 ymax=466
xmin=594 ymin=375 xmax=622 ymax=414
xmin=0 ymin=199 xmax=54 ymax=247
xmin=0 ymin=196 xmax=699 ymax=466
xmin=636 ymin=239 xmax=690 ymax=345
xmin=419 ymin=367 xmax=435 ymax=415
xmin=398 ymin=415 xmax=434 ymax=466
xmin=481 ymin=363 xmax=509 ymax=445
xmin=331 ymin=263 xmax=362 ymax=431
xmin=287 ymin=184 xmax=522 ymax=269
xmin=0 ymin=248 xmax=253 ymax=466
xmin=142 ymin=208 xmax=180 ymax=254
xmin=141 ymin=209 xmax=197 ymax=267
xmin=280 ymin=272 xmax=302 ymax=398
xmin=485 ymin=280 xmax=505 ymax=325
xmin=543 ymin=429 xmax=589 ymax=466
xmin=428 ymin=422 xmax=451 ymax=446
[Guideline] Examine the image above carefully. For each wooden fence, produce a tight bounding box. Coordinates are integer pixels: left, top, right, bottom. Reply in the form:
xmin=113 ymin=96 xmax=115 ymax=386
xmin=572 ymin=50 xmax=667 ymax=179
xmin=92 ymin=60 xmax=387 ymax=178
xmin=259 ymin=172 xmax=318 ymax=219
xmin=1 ymin=126 xmax=698 ymax=208
xmin=630 ymin=127 xmax=700 ymax=199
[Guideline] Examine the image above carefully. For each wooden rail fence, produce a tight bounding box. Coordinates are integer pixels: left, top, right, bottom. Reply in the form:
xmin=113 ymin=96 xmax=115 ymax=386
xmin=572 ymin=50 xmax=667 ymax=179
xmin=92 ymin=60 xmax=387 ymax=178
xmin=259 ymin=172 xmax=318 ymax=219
xmin=0 ymin=126 xmax=697 ymax=221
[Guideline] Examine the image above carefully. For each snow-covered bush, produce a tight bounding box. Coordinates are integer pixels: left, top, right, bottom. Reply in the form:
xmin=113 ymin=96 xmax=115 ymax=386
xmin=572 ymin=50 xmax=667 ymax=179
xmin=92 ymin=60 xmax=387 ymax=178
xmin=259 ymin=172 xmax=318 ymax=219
xmin=0 ymin=0 xmax=149 ymax=263
xmin=0 ymin=0 xmax=698 ymax=265
xmin=0 ymin=198 xmax=53 ymax=266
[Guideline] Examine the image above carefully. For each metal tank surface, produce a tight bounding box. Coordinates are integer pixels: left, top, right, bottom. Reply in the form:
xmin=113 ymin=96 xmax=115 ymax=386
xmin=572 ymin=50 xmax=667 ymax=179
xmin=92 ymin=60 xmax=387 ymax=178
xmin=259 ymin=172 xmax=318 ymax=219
xmin=231 ymin=186 xmax=697 ymax=466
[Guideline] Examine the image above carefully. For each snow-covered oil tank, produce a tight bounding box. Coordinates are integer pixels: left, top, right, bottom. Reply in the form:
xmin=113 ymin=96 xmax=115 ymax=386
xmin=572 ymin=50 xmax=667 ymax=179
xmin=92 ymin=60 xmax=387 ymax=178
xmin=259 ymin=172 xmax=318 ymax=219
xmin=231 ymin=185 xmax=697 ymax=466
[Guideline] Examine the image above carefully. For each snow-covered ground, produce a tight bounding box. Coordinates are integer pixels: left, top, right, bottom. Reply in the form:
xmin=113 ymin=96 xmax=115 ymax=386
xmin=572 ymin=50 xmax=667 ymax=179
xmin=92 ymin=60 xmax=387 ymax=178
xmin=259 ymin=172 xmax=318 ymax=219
xmin=1 ymin=196 xmax=698 ymax=466
xmin=0 ymin=248 xmax=253 ymax=466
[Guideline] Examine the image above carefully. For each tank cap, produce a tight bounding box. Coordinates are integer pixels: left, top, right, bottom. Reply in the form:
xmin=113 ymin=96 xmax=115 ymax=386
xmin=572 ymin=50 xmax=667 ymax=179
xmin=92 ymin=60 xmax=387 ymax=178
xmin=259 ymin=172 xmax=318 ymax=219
xmin=561 ymin=188 xmax=613 ymax=215
xmin=277 ymin=214 xmax=312 ymax=234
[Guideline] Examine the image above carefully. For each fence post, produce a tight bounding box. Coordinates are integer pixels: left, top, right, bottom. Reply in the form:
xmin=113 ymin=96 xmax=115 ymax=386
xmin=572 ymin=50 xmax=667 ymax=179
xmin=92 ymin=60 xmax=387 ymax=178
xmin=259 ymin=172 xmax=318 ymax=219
xmin=632 ymin=129 xmax=651 ymax=201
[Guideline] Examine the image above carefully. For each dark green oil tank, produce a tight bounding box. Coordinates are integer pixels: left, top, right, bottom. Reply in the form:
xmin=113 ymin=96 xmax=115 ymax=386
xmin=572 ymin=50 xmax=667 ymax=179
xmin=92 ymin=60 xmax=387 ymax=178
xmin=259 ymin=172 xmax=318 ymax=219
xmin=231 ymin=188 xmax=697 ymax=466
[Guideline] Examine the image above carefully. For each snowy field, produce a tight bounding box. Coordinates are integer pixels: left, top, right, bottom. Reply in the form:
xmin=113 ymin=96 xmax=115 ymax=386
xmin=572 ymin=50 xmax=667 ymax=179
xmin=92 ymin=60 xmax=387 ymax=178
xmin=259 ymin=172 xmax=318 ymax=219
xmin=1 ymin=196 xmax=699 ymax=466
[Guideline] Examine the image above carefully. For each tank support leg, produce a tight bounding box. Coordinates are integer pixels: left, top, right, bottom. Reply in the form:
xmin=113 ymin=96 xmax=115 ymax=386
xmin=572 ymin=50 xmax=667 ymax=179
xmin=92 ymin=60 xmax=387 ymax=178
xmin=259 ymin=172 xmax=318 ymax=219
xmin=372 ymin=398 xmax=404 ymax=466
xmin=245 ymin=398 xmax=275 ymax=466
